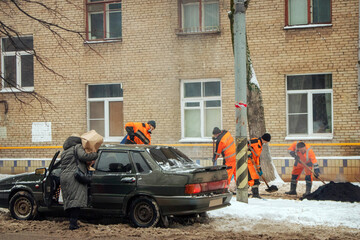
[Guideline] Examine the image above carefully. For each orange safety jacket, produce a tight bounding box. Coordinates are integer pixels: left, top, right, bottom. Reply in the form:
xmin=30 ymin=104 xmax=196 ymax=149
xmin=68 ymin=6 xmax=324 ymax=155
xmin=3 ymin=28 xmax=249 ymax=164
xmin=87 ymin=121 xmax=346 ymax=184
xmin=213 ymin=130 xmax=236 ymax=184
xmin=125 ymin=122 xmax=152 ymax=145
xmin=213 ymin=130 xmax=236 ymax=164
xmin=247 ymin=137 xmax=264 ymax=171
xmin=288 ymin=141 xmax=317 ymax=165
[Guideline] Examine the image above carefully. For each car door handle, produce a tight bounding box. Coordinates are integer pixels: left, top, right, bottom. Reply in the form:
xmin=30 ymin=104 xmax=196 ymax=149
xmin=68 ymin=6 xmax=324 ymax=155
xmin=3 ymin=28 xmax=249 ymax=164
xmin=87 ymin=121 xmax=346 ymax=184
xmin=121 ymin=177 xmax=136 ymax=183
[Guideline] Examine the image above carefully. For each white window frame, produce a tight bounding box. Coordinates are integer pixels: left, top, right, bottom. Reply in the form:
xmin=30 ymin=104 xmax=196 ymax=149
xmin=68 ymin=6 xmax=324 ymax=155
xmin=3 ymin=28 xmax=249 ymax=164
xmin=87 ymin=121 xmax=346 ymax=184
xmin=87 ymin=83 xmax=123 ymax=142
xmin=180 ymin=78 xmax=222 ymax=142
xmin=0 ymin=36 xmax=34 ymax=92
xmin=180 ymin=0 xmax=220 ymax=33
xmin=285 ymin=73 xmax=333 ymax=140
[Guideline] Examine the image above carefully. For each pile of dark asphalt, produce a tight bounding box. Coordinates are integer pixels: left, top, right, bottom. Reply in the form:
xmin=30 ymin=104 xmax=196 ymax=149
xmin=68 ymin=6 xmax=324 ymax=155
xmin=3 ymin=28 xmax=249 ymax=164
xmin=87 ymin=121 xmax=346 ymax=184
xmin=302 ymin=181 xmax=360 ymax=202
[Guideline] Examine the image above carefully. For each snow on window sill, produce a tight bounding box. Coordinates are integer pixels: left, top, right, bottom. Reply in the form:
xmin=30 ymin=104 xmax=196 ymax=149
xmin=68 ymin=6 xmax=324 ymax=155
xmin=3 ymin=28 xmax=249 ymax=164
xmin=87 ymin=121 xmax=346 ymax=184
xmin=284 ymin=23 xmax=332 ymax=30
xmin=285 ymin=134 xmax=333 ymax=141
xmin=0 ymin=87 xmax=34 ymax=93
xmin=84 ymin=39 xmax=122 ymax=44
xmin=176 ymin=29 xmax=221 ymax=36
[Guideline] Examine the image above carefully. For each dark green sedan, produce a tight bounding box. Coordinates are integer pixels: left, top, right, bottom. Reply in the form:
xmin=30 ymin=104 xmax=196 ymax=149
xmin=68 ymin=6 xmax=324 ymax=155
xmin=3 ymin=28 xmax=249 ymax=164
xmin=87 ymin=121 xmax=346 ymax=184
xmin=0 ymin=145 xmax=232 ymax=227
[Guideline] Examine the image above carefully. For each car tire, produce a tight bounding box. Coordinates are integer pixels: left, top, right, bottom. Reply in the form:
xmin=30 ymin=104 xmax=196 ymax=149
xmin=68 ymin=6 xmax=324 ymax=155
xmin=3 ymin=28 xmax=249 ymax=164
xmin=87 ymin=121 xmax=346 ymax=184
xmin=129 ymin=196 xmax=160 ymax=228
xmin=9 ymin=191 xmax=38 ymax=220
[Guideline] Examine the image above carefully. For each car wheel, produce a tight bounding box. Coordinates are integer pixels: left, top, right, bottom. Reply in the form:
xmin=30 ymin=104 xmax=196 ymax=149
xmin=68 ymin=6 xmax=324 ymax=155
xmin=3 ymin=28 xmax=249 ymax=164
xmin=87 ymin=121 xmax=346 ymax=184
xmin=129 ymin=196 xmax=160 ymax=228
xmin=9 ymin=191 xmax=38 ymax=220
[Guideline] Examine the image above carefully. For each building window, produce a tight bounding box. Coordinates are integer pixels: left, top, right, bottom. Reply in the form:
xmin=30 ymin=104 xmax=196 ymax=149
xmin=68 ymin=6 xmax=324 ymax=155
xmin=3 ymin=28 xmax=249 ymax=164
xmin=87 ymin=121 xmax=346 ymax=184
xmin=286 ymin=74 xmax=333 ymax=138
xmin=1 ymin=36 xmax=34 ymax=92
xmin=181 ymin=79 xmax=221 ymax=140
xmin=179 ymin=0 xmax=219 ymax=33
xmin=86 ymin=0 xmax=122 ymax=40
xmin=87 ymin=84 xmax=124 ymax=141
xmin=285 ymin=0 xmax=331 ymax=26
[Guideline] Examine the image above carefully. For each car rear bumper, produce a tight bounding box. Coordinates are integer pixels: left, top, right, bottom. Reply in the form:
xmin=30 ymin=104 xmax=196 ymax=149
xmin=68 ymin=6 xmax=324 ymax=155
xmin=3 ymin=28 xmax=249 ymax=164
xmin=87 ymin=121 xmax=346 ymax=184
xmin=155 ymin=192 xmax=232 ymax=216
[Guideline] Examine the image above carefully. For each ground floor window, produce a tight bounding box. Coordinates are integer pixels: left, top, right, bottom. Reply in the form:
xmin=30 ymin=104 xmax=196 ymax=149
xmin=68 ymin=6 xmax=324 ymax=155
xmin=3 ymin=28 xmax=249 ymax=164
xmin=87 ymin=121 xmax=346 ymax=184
xmin=286 ymin=74 xmax=332 ymax=139
xmin=181 ymin=79 xmax=221 ymax=140
xmin=87 ymin=84 xmax=123 ymax=141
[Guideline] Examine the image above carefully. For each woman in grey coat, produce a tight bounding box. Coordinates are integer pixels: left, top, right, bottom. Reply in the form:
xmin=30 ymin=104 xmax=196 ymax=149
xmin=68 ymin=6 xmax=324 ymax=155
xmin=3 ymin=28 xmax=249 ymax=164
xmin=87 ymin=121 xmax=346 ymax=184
xmin=60 ymin=136 xmax=98 ymax=230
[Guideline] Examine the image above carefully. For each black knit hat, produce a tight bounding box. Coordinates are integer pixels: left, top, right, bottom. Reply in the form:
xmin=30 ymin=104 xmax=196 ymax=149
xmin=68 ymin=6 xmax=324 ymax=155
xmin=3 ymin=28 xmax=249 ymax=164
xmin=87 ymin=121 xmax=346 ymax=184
xmin=262 ymin=133 xmax=271 ymax=142
xmin=147 ymin=120 xmax=156 ymax=129
xmin=296 ymin=141 xmax=305 ymax=148
xmin=212 ymin=127 xmax=221 ymax=135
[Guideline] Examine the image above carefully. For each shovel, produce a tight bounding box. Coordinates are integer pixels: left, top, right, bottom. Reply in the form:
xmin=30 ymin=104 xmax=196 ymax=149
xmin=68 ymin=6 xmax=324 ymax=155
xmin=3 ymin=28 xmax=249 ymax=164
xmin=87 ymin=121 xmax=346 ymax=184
xmin=261 ymin=176 xmax=278 ymax=193
xmin=249 ymin=157 xmax=278 ymax=193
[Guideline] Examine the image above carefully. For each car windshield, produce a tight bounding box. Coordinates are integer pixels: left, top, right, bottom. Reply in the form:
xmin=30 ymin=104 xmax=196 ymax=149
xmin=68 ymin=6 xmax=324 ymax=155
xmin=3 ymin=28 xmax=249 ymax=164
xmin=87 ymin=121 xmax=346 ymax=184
xmin=149 ymin=147 xmax=201 ymax=171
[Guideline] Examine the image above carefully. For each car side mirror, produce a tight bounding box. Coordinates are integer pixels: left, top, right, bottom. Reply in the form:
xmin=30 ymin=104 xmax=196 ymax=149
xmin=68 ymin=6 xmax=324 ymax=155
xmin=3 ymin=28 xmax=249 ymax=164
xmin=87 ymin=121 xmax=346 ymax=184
xmin=35 ymin=167 xmax=47 ymax=175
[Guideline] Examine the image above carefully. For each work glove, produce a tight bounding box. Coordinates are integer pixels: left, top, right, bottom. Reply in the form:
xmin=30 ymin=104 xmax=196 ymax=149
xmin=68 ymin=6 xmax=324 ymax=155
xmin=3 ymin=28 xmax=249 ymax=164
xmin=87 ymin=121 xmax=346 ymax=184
xmin=289 ymin=151 xmax=296 ymax=158
xmin=306 ymin=162 xmax=313 ymax=167
xmin=258 ymin=168 xmax=263 ymax=176
xmin=314 ymin=164 xmax=320 ymax=178
xmin=248 ymin=151 xmax=253 ymax=158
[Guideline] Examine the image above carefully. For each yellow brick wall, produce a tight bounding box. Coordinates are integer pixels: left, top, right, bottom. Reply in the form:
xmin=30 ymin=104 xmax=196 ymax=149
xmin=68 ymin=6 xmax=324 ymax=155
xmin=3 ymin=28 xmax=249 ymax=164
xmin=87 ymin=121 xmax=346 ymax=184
xmin=0 ymin=0 xmax=359 ymax=174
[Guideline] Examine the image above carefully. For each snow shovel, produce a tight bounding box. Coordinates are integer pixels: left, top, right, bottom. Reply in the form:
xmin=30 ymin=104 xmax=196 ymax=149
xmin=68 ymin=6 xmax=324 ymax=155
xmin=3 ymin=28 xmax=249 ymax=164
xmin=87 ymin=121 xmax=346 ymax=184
xmin=261 ymin=176 xmax=278 ymax=193
xmin=249 ymin=158 xmax=278 ymax=193
xmin=295 ymin=159 xmax=326 ymax=185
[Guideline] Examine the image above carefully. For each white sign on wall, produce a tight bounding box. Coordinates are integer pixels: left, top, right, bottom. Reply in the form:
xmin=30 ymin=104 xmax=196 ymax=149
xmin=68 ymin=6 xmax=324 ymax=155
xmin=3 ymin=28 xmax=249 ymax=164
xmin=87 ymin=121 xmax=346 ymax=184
xmin=0 ymin=126 xmax=6 ymax=139
xmin=32 ymin=122 xmax=52 ymax=142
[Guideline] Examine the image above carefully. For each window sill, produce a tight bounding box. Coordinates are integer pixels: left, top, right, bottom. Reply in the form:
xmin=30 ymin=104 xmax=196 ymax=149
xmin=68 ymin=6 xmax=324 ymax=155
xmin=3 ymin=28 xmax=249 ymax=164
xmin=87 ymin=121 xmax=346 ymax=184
xmin=84 ymin=39 xmax=122 ymax=44
xmin=179 ymin=138 xmax=213 ymax=143
xmin=0 ymin=87 xmax=34 ymax=93
xmin=176 ymin=29 xmax=221 ymax=36
xmin=284 ymin=23 xmax=332 ymax=30
xmin=285 ymin=134 xmax=333 ymax=141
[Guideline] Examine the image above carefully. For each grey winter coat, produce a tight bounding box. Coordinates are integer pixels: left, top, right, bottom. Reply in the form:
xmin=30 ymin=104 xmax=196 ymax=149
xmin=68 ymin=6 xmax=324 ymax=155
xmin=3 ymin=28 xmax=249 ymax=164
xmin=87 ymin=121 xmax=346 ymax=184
xmin=60 ymin=136 xmax=98 ymax=210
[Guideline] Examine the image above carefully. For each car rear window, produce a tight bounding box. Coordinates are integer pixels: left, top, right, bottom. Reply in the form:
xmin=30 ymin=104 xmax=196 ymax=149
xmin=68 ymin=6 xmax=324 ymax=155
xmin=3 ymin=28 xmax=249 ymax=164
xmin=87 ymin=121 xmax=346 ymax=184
xmin=149 ymin=147 xmax=201 ymax=171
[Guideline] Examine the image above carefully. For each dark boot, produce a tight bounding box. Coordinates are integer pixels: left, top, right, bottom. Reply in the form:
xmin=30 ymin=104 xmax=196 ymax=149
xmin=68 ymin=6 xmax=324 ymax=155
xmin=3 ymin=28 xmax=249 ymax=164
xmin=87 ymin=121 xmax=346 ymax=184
xmin=251 ymin=187 xmax=261 ymax=198
xmin=69 ymin=207 xmax=80 ymax=230
xmin=285 ymin=183 xmax=297 ymax=195
xmin=69 ymin=218 xmax=79 ymax=230
xmin=303 ymin=182 xmax=312 ymax=197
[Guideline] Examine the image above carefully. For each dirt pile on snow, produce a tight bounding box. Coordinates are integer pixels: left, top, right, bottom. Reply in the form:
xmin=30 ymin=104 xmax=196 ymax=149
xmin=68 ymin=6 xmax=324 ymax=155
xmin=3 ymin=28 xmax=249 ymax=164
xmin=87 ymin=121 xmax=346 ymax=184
xmin=302 ymin=181 xmax=360 ymax=202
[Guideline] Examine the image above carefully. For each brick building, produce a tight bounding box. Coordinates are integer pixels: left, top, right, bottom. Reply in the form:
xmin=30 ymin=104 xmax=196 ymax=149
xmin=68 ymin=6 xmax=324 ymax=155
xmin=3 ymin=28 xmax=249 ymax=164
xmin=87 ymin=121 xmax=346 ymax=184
xmin=0 ymin=0 xmax=359 ymax=181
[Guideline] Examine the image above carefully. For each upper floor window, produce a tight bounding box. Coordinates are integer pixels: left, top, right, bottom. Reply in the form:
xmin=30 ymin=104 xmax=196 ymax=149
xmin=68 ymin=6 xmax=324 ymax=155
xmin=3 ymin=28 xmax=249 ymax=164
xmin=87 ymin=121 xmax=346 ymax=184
xmin=181 ymin=79 xmax=221 ymax=141
xmin=86 ymin=0 xmax=122 ymax=41
xmin=286 ymin=74 xmax=333 ymax=139
xmin=285 ymin=0 xmax=331 ymax=26
xmin=179 ymin=0 xmax=219 ymax=33
xmin=1 ymin=36 xmax=34 ymax=92
xmin=87 ymin=84 xmax=124 ymax=141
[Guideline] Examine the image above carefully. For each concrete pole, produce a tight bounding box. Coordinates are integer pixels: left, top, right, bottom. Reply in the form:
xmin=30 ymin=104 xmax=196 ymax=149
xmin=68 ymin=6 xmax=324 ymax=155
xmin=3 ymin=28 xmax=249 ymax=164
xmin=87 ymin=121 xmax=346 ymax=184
xmin=234 ymin=0 xmax=248 ymax=203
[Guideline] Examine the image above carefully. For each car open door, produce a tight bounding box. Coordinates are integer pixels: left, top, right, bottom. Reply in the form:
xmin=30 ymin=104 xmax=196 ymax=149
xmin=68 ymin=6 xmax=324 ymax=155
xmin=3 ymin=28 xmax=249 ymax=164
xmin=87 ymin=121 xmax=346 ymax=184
xmin=43 ymin=151 xmax=60 ymax=207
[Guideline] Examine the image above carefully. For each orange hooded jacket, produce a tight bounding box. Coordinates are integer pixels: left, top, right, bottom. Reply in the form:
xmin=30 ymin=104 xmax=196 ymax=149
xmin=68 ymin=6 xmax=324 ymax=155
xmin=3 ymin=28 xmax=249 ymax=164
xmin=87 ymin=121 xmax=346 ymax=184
xmin=125 ymin=122 xmax=152 ymax=145
xmin=213 ymin=130 xmax=236 ymax=183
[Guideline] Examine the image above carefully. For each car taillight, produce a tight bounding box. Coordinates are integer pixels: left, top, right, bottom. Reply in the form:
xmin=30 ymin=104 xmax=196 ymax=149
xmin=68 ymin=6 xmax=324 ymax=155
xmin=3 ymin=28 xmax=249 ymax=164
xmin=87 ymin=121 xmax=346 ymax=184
xmin=185 ymin=183 xmax=202 ymax=194
xmin=185 ymin=179 xmax=228 ymax=194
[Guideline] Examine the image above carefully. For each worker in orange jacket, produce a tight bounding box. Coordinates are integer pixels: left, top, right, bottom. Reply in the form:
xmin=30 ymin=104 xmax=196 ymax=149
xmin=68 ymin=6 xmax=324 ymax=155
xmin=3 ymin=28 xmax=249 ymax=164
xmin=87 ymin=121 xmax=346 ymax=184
xmin=285 ymin=141 xmax=320 ymax=197
xmin=212 ymin=127 xmax=236 ymax=185
xmin=123 ymin=120 xmax=156 ymax=145
xmin=247 ymin=133 xmax=271 ymax=198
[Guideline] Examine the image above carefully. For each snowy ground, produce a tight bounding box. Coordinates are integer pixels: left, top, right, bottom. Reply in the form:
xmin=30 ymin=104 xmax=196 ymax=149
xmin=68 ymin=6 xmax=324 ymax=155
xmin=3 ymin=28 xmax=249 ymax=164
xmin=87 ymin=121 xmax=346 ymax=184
xmin=0 ymin=174 xmax=359 ymax=239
